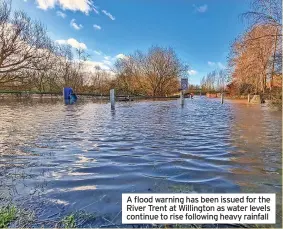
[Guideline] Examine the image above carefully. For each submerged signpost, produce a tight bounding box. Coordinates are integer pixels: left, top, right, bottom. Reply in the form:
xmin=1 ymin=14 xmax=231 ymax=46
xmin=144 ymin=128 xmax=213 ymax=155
xmin=63 ymin=87 xmax=77 ymax=105
xmin=180 ymin=78 xmax=188 ymax=106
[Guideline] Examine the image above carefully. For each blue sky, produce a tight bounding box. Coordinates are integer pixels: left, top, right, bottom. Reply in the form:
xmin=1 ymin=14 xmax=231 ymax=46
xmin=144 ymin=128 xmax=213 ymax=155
xmin=14 ymin=0 xmax=252 ymax=85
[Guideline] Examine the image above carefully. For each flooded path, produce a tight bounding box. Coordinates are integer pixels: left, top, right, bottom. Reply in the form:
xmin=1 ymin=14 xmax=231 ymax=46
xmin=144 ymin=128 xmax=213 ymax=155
xmin=0 ymin=97 xmax=282 ymax=227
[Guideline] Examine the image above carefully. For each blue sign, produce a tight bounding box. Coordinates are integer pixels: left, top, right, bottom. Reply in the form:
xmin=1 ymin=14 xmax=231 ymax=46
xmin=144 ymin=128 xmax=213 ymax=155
xmin=181 ymin=78 xmax=188 ymax=90
xmin=63 ymin=87 xmax=73 ymax=100
xmin=63 ymin=87 xmax=77 ymax=105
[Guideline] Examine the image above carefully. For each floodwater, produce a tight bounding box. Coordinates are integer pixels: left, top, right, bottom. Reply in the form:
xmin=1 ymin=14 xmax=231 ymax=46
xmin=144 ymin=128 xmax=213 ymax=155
xmin=0 ymin=97 xmax=282 ymax=227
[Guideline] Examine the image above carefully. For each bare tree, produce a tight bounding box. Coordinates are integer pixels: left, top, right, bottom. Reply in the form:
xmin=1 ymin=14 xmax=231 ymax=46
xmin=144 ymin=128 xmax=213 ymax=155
xmin=228 ymin=24 xmax=278 ymax=94
xmin=114 ymin=46 xmax=188 ymax=96
xmin=242 ymin=0 xmax=281 ymax=28
xmin=89 ymin=65 xmax=112 ymax=94
xmin=142 ymin=46 xmax=188 ymax=96
xmin=0 ymin=0 xmax=54 ymax=84
xmin=241 ymin=0 xmax=282 ymax=91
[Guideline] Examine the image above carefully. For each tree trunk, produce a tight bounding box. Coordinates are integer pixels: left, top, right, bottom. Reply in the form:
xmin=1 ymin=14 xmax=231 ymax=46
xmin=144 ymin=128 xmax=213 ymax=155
xmin=270 ymin=27 xmax=279 ymax=91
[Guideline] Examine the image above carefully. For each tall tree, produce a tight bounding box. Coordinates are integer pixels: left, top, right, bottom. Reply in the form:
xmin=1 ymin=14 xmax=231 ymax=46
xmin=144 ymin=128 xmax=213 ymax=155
xmin=0 ymin=0 xmax=53 ymax=84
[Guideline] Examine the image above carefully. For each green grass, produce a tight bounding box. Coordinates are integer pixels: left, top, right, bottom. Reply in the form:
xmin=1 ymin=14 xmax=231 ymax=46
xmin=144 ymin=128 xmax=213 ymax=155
xmin=61 ymin=214 xmax=76 ymax=228
xmin=0 ymin=205 xmax=17 ymax=228
xmin=0 ymin=203 xmax=97 ymax=228
xmin=60 ymin=211 xmax=96 ymax=228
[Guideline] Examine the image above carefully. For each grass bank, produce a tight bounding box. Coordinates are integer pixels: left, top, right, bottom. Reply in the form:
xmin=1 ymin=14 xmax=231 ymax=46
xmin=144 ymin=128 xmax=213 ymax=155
xmin=0 ymin=203 xmax=280 ymax=228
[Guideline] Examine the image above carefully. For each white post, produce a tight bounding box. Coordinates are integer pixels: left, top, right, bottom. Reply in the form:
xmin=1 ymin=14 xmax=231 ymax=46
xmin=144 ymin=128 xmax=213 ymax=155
xmin=110 ymin=89 xmax=115 ymax=110
xmin=180 ymin=90 xmax=184 ymax=106
xmin=221 ymin=93 xmax=224 ymax=104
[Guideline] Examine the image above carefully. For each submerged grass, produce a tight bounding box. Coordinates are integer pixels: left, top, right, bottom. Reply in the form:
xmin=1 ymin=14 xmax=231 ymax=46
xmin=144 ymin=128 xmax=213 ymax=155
xmin=59 ymin=211 xmax=96 ymax=228
xmin=0 ymin=202 xmax=35 ymax=228
xmin=61 ymin=214 xmax=76 ymax=228
xmin=0 ymin=205 xmax=17 ymax=228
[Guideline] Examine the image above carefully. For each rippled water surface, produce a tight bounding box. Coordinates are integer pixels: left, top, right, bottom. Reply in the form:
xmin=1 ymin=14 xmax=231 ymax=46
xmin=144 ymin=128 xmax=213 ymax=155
xmin=0 ymin=97 xmax=282 ymax=227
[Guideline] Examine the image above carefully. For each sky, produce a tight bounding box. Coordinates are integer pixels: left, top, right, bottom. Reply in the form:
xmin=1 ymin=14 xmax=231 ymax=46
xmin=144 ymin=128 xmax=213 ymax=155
xmin=14 ymin=0 xmax=252 ymax=85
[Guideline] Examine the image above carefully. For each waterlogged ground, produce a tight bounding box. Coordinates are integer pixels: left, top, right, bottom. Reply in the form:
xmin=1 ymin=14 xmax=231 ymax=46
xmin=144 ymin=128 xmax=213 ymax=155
xmin=0 ymin=97 xmax=282 ymax=228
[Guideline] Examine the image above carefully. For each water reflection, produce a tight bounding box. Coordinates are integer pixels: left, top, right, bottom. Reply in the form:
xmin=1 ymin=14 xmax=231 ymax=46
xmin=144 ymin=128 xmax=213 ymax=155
xmin=227 ymin=103 xmax=282 ymax=193
xmin=64 ymin=98 xmax=77 ymax=105
xmin=71 ymin=185 xmax=97 ymax=191
xmin=0 ymin=98 xmax=281 ymax=227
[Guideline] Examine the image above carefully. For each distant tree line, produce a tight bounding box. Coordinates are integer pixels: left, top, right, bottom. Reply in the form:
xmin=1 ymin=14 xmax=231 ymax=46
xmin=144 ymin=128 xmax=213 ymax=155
xmin=2 ymin=0 xmax=280 ymax=103
xmin=200 ymin=70 xmax=228 ymax=93
xmin=0 ymin=0 xmax=188 ymax=97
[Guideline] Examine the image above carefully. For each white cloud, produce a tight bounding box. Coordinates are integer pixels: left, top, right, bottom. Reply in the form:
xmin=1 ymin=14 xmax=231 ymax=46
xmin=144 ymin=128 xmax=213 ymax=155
xmin=193 ymin=4 xmax=208 ymax=13
xmin=116 ymin=53 xmax=128 ymax=59
xmin=208 ymin=61 xmax=216 ymax=66
xmin=93 ymin=24 xmax=101 ymax=30
xmin=56 ymin=11 xmax=66 ymax=18
xmin=84 ymin=60 xmax=110 ymax=71
xmin=36 ymin=0 xmax=56 ymax=10
xmin=93 ymin=6 xmax=99 ymax=14
xmin=103 ymin=60 xmax=112 ymax=66
xmin=102 ymin=10 xmax=115 ymax=20
xmin=70 ymin=19 xmax=83 ymax=30
xmin=85 ymin=54 xmax=128 ymax=73
xmin=36 ymin=0 xmax=92 ymax=14
xmin=56 ymin=38 xmax=87 ymax=50
xmin=188 ymin=70 xmax=197 ymax=75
